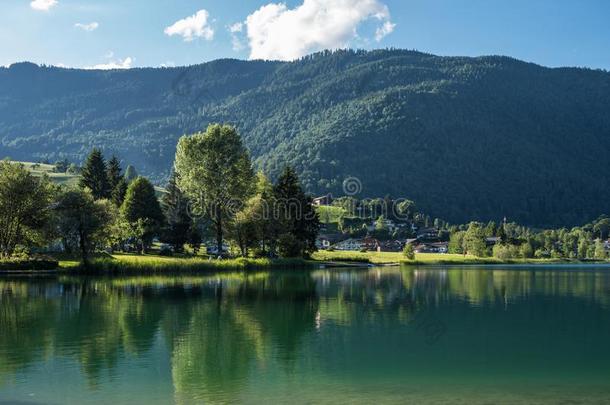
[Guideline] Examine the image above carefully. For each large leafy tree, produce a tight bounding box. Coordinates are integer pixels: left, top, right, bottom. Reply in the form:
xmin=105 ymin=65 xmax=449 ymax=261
xmin=174 ymin=124 xmax=255 ymax=254
xmin=120 ymin=177 xmax=164 ymax=253
xmin=273 ymin=166 xmax=320 ymax=257
xmin=161 ymin=172 xmax=192 ymax=253
xmin=0 ymin=161 xmax=55 ymax=258
xmin=54 ymin=189 xmax=115 ymax=264
xmin=80 ymin=148 xmax=110 ymax=200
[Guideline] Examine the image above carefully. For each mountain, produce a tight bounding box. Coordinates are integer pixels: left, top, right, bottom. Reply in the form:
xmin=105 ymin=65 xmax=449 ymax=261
xmin=1 ymin=49 xmax=610 ymax=227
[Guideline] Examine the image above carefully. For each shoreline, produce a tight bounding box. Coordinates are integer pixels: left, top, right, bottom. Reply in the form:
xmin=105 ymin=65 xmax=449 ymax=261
xmin=2 ymin=253 xmax=610 ymax=275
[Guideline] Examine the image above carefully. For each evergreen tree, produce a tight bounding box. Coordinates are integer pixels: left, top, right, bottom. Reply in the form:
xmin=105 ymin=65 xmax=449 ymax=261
xmin=273 ymin=166 xmax=320 ymax=257
xmin=161 ymin=172 xmax=191 ymax=253
xmin=120 ymin=177 xmax=164 ymax=253
xmin=124 ymin=165 xmax=138 ymax=183
xmin=80 ymin=148 xmax=110 ymax=200
xmin=111 ymin=177 xmax=128 ymax=207
xmin=106 ymin=155 xmax=122 ymax=191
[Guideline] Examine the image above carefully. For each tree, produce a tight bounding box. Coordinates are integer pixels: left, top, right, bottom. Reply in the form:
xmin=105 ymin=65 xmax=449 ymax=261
xmin=80 ymin=148 xmax=110 ymax=200
xmin=124 ymin=165 xmax=138 ymax=183
xmin=594 ymin=240 xmax=607 ymax=260
xmin=161 ymin=172 xmax=191 ymax=253
xmin=54 ymin=189 xmax=114 ymax=264
xmin=448 ymin=231 xmax=465 ymax=255
xmin=273 ymin=166 xmax=320 ymax=257
xmin=120 ymin=177 xmax=164 ymax=253
xmin=174 ymin=124 xmax=255 ymax=255
xmin=403 ymin=243 xmax=415 ymax=260
xmin=111 ymin=177 xmax=128 ymax=207
xmin=463 ymin=222 xmax=487 ymax=257
xmin=0 ymin=162 xmax=55 ymax=258
xmin=107 ymin=155 xmax=122 ymax=189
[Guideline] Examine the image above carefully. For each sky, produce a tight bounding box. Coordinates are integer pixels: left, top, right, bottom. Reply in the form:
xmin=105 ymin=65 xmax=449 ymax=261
xmin=1 ymin=0 xmax=609 ymax=70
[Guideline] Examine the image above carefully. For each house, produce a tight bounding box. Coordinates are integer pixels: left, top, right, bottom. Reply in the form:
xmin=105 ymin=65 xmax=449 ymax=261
xmin=416 ymin=228 xmax=439 ymax=240
xmin=333 ymin=238 xmax=363 ymax=251
xmin=316 ymin=234 xmax=344 ymax=250
xmin=486 ymin=237 xmax=501 ymax=246
xmin=413 ymin=242 xmax=448 ymax=254
xmin=367 ymin=218 xmax=398 ymax=233
xmin=380 ymin=240 xmax=405 ymax=252
xmin=313 ymin=194 xmax=333 ymax=206
xmin=361 ymin=237 xmax=381 ymax=251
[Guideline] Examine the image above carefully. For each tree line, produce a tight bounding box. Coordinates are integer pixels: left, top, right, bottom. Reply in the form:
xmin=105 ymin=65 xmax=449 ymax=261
xmin=0 ymin=124 xmax=319 ymax=264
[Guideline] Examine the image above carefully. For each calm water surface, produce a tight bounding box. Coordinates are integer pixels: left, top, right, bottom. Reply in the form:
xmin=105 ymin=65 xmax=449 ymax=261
xmin=2 ymin=266 xmax=610 ymax=404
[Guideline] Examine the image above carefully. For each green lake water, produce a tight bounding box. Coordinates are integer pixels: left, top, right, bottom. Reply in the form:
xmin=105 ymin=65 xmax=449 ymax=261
xmin=3 ymin=265 xmax=610 ymax=404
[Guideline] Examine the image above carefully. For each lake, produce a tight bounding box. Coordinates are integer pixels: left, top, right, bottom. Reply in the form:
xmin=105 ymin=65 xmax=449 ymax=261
xmin=2 ymin=265 xmax=610 ymax=404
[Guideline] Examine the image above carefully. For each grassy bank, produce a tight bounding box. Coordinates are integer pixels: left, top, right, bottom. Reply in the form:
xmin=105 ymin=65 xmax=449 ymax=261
xmin=60 ymin=253 xmax=313 ymax=273
xmin=311 ymin=251 xmax=577 ymax=265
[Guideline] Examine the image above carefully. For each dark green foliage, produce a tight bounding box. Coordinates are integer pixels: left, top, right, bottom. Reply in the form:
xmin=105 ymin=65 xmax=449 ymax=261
xmin=79 ymin=148 xmax=110 ymax=200
xmin=106 ymin=156 xmax=122 ymax=191
xmin=3 ymin=50 xmax=610 ymax=226
xmin=111 ymin=177 xmax=128 ymax=207
xmin=54 ymin=189 xmax=112 ymax=263
xmin=161 ymin=173 xmax=191 ymax=253
xmin=273 ymin=166 xmax=320 ymax=257
xmin=120 ymin=177 xmax=164 ymax=252
xmin=124 ymin=165 xmax=138 ymax=183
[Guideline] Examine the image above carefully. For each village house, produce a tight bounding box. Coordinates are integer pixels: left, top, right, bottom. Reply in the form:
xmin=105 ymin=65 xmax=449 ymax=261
xmin=416 ymin=227 xmax=440 ymax=240
xmin=361 ymin=237 xmax=381 ymax=251
xmin=333 ymin=238 xmax=363 ymax=251
xmin=316 ymin=234 xmax=344 ymax=250
xmin=313 ymin=194 xmax=333 ymax=206
xmin=413 ymin=242 xmax=449 ymax=254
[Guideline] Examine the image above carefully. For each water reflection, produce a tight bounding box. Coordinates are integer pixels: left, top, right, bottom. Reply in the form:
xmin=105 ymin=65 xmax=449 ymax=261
xmin=2 ymin=266 xmax=610 ymax=403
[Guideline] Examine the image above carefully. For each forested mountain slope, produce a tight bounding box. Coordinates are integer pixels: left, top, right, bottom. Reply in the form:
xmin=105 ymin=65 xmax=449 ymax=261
xmin=1 ymin=49 xmax=609 ymax=226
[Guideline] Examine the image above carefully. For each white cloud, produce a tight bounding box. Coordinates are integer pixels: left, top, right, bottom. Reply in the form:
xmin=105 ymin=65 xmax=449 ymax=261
xmin=244 ymin=0 xmax=395 ymax=61
xmin=228 ymin=22 xmax=244 ymax=51
xmin=375 ymin=20 xmax=395 ymax=41
xmin=86 ymin=57 xmax=133 ymax=70
xmin=74 ymin=22 xmax=99 ymax=32
xmin=30 ymin=0 xmax=57 ymax=11
xmin=164 ymin=10 xmax=214 ymax=42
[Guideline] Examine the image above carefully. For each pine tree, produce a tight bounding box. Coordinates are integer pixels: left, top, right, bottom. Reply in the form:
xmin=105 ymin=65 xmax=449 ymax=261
xmin=107 ymin=155 xmax=122 ymax=191
xmin=111 ymin=177 xmax=128 ymax=207
xmin=120 ymin=177 xmax=164 ymax=253
xmin=124 ymin=165 xmax=138 ymax=183
xmin=161 ymin=173 xmax=191 ymax=253
xmin=80 ymin=148 xmax=110 ymax=200
xmin=273 ymin=166 xmax=320 ymax=257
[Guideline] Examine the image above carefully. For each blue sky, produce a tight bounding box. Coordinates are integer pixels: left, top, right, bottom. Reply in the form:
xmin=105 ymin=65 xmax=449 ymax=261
xmin=2 ymin=0 xmax=609 ymax=69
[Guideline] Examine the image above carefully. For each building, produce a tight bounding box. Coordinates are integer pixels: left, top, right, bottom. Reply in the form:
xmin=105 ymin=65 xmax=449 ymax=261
xmin=416 ymin=228 xmax=440 ymax=240
xmin=313 ymin=194 xmax=333 ymax=206
xmin=361 ymin=237 xmax=381 ymax=251
xmin=333 ymin=238 xmax=363 ymax=251
xmin=316 ymin=234 xmax=344 ymax=250
xmin=413 ymin=242 xmax=448 ymax=254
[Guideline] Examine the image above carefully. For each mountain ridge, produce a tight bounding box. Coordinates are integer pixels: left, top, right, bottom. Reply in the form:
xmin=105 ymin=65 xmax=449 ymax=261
xmin=1 ymin=49 xmax=610 ymax=227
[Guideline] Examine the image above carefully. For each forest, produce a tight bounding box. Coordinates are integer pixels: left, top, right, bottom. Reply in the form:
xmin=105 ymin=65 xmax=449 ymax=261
xmin=1 ymin=49 xmax=610 ymax=226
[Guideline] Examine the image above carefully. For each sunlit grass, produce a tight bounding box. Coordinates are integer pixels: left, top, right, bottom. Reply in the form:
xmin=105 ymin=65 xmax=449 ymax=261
xmin=60 ymin=252 xmax=312 ymax=272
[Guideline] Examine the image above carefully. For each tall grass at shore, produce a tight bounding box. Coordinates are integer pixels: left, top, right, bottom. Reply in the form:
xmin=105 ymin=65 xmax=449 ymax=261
xmin=62 ymin=253 xmax=313 ymax=273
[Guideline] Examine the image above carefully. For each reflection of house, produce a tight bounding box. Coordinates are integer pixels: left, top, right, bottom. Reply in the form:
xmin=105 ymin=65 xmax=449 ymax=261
xmin=416 ymin=228 xmax=439 ymax=240
xmin=414 ymin=242 xmax=448 ymax=254
xmin=313 ymin=194 xmax=333 ymax=206
xmin=334 ymin=238 xmax=363 ymax=251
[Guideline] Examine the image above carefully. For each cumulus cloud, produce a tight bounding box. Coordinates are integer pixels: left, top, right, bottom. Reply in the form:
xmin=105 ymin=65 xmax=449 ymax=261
xmin=164 ymin=10 xmax=214 ymax=42
xmin=375 ymin=20 xmax=395 ymax=41
xmin=74 ymin=22 xmax=99 ymax=32
xmin=86 ymin=57 xmax=133 ymax=70
xmin=228 ymin=22 xmax=245 ymax=51
xmin=30 ymin=0 xmax=57 ymax=11
xmin=244 ymin=0 xmax=395 ymax=61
